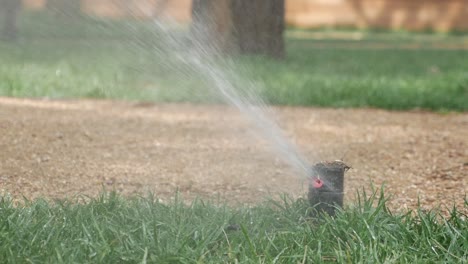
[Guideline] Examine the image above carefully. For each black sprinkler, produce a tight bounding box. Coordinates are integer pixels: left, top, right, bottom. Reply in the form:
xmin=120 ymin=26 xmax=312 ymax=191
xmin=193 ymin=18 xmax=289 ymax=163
xmin=308 ymin=161 xmax=350 ymax=216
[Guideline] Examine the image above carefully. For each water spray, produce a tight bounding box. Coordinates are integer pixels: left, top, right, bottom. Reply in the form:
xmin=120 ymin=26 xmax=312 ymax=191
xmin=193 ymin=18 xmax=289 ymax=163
xmin=123 ymin=13 xmax=348 ymax=211
xmin=308 ymin=161 xmax=350 ymax=216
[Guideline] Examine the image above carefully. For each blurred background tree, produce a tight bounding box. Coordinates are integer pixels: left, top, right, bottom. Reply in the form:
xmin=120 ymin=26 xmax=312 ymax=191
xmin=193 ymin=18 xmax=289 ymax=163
xmin=0 ymin=0 xmax=21 ymax=41
xmin=191 ymin=0 xmax=285 ymax=59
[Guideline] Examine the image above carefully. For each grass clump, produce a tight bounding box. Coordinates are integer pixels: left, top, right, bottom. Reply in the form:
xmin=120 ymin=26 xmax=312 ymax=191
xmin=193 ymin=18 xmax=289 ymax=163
xmin=0 ymin=189 xmax=466 ymax=263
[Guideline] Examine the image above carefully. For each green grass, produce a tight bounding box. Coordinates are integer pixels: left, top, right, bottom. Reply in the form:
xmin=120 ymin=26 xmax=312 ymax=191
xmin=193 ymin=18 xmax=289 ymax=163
xmin=240 ymin=43 xmax=468 ymax=110
xmin=0 ymin=11 xmax=467 ymax=111
xmin=1 ymin=189 xmax=466 ymax=263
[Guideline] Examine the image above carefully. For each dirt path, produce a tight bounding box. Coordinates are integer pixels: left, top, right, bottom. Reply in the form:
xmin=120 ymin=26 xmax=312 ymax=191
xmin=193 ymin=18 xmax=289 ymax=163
xmin=0 ymin=97 xmax=466 ymax=213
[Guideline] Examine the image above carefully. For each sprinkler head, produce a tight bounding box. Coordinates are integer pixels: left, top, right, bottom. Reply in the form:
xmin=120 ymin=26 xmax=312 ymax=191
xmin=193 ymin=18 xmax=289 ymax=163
xmin=312 ymin=178 xmax=323 ymax=188
xmin=308 ymin=161 xmax=349 ymax=217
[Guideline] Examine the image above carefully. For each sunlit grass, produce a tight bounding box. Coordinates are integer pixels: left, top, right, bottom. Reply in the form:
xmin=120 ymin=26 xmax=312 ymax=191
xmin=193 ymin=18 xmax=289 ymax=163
xmin=0 ymin=189 xmax=466 ymax=263
xmin=240 ymin=44 xmax=468 ymax=110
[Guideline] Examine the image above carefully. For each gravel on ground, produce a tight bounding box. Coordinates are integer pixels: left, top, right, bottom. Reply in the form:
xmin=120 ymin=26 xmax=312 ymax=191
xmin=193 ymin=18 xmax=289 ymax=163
xmin=1 ymin=97 xmax=466 ymax=214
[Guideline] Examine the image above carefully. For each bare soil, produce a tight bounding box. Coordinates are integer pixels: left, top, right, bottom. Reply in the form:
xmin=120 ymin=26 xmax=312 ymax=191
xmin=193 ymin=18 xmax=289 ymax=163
xmin=0 ymin=97 xmax=466 ymax=214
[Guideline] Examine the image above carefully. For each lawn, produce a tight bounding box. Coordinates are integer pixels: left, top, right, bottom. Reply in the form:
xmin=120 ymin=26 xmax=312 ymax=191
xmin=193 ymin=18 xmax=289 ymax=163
xmin=1 ymin=12 xmax=467 ymax=263
xmin=1 ymin=190 xmax=466 ymax=263
xmin=0 ymin=11 xmax=467 ymax=111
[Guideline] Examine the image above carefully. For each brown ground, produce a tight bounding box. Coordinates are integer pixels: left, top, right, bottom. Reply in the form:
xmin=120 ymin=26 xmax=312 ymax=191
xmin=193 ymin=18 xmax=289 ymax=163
xmin=0 ymin=97 xmax=466 ymax=214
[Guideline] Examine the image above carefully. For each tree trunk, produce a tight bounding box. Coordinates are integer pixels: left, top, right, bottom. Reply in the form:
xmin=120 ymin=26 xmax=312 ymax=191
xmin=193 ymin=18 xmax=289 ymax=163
xmin=191 ymin=0 xmax=233 ymax=53
xmin=191 ymin=0 xmax=285 ymax=59
xmin=264 ymin=0 xmax=285 ymax=59
xmin=230 ymin=0 xmax=259 ymax=54
xmin=1 ymin=0 xmax=21 ymax=41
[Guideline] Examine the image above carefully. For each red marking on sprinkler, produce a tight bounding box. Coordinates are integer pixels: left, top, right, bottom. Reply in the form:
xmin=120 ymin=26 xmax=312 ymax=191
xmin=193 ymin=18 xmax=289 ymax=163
xmin=313 ymin=178 xmax=323 ymax=188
